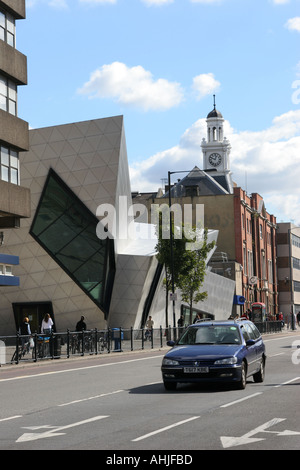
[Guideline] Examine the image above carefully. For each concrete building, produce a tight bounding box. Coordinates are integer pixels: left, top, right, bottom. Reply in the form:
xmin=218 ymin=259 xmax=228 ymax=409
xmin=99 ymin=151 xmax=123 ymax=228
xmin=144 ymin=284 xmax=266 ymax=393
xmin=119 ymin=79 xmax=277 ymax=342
xmin=0 ymin=115 xmax=235 ymax=335
xmin=277 ymin=223 xmax=300 ymax=320
xmin=0 ymin=0 xmax=30 ymax=289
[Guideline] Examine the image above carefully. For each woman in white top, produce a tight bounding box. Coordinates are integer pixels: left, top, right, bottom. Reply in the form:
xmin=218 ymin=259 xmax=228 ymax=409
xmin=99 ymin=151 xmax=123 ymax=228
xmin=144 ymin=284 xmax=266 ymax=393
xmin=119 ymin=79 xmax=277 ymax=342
xmin=41 ymin=313 xmax=54 ymax=334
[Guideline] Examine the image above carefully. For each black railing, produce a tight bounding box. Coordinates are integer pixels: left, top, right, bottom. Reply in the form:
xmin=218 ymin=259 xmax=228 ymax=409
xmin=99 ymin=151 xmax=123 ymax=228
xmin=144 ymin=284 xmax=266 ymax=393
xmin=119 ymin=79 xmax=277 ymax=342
xmin=0 ymin=326 xmax=175 ymax=366
xmin=0 ymin=321 xmax=284 ymax=367
xmin=253 ymin=320 xmax=283 ymax=334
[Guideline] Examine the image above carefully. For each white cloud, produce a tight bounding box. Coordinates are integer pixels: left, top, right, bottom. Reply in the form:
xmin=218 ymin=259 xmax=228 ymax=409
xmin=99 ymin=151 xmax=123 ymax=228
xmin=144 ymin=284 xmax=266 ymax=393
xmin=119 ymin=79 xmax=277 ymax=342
xmin=192 ymin=73 xmax=221 ymax=100
xmin=285 ymin=17 xmax=300 ymax=32
xmin=271 ymin=0 xmax=290 ymax=4
xmin=78 ymin=62 xmax=184 ymax=111
xmin=129 ymin=110 xmax=300 ymax=224
xmin=27 ymin=0 xmax=68 ymax=7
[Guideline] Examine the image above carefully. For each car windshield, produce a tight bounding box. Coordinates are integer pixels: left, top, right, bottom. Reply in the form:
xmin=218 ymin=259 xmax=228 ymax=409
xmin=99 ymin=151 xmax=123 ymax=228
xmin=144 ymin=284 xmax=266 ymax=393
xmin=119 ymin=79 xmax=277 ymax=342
xmin=178 ymin=324 xmax=242 ymax=345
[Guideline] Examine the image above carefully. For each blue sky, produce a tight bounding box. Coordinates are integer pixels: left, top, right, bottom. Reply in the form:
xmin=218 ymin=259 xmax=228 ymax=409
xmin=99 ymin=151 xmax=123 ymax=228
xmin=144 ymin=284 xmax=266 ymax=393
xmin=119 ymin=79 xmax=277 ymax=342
xmin=17 ymin=0 xmax=300 ymax=223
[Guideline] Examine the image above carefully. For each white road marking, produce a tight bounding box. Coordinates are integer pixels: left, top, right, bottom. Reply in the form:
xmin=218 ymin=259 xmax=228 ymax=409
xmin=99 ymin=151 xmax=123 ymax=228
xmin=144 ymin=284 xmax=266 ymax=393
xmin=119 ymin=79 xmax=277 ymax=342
xmin=220 ymin=392 xmax=262 ymax=408
xmin=274 ymin=376 xmax=300 ymax=388
xmin=132 ymin=416 xmax=200 ymax=442
xmin=16 ymin=415 xmax=109 ymax=443
xmin=58 ymin=389 xmax=124 ymax=406
xmin=0 ymin=415 xmax=22 ymax=422
xmin=221 ymin=418 xmax=286 ymax=449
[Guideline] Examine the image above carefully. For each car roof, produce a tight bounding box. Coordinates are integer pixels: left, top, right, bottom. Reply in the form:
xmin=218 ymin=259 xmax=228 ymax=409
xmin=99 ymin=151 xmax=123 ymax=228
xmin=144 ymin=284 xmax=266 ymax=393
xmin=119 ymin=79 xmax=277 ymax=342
xmin=190 ymin=319 xmax=251 ymax=328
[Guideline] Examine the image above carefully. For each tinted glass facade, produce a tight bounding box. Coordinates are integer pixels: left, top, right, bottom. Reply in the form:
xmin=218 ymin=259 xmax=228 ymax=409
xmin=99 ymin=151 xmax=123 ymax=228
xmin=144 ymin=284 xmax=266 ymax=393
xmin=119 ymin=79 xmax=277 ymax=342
xmin=30 ymin=169 xmax=115 ymax=316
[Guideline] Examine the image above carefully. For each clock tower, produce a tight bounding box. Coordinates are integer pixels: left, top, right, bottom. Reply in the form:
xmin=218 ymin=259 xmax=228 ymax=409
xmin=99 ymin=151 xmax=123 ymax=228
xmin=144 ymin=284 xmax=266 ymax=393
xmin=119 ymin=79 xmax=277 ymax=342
xmin=201 ymin=96 xmax=233 ymax=193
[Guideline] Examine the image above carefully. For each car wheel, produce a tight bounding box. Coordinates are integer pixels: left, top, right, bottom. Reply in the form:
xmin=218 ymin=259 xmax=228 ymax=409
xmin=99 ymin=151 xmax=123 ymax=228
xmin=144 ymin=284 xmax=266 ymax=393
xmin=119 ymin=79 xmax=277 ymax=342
xmin=163 ymin=381 xmax=177 ymax=391
xmin=253 ymin=358 xmax=265 ymax=383
xmin=237 ymin=362 xmax=247 ymax=389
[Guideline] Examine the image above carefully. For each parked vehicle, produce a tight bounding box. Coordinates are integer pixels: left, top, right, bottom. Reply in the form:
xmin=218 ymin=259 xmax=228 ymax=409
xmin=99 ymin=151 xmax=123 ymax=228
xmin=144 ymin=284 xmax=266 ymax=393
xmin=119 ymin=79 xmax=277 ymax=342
xmin=161 ymin=320 xmax=266 ymax=390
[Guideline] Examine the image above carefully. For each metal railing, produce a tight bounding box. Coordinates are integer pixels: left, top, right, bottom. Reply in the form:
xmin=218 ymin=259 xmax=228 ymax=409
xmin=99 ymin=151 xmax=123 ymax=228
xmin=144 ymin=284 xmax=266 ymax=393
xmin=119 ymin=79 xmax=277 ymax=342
xmin=0 ymin=326 xmax=179 ymax=366
xmin=0 ymin=321 xmax=284 ymax=367
xmin=253 ymin=320 xmax=283 ymax=334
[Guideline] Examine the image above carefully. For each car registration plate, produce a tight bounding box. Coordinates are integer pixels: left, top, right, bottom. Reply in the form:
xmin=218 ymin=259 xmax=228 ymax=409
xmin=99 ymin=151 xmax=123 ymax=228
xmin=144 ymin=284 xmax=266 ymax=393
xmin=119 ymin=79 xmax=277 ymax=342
xmin=183 ymin=367 xmax=209 ymax=373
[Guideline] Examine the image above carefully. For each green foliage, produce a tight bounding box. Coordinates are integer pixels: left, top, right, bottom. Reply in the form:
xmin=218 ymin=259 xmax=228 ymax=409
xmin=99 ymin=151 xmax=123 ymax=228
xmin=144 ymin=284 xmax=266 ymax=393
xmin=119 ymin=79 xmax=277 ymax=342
xmin=155 ymin=217 xmax=215 ymax=324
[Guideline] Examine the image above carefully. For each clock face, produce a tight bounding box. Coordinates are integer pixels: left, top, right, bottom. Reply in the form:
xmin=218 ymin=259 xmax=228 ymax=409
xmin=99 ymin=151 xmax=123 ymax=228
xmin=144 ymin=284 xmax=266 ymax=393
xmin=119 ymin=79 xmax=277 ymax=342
xmin=209 ymin=153 xmax=222 ymax=167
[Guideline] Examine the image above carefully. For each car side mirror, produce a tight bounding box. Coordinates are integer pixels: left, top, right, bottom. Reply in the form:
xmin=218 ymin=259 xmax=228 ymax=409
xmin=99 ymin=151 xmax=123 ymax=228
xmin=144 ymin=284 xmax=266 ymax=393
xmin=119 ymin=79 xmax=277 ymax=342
xmin=246 ymin=339 xmax=255 ymax=347
xmin=166 ymin=340 xmax=175 ymax=347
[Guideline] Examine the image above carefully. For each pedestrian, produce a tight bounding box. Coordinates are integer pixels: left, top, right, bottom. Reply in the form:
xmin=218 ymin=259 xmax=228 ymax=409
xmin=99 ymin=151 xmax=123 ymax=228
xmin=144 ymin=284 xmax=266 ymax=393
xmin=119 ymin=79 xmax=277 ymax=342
xmin=19 ymin=317 xmax=31 ymax=348
xmin=177 ymin=315 xmax=184 ymax=328
xmin=241 ymin=311 xmax=249 ymax=320
xmin=76 ymin=316 xmax=87 ymax=332
xmin=193 ymin=313 xmax=201 ymax=323
xmin=297 ymin=311 xmax=300 ymax=327
xmin=278 ymin=312 xmax=284 ymax=328
xmin=145 ymin=316 xmax=154 ymax=340
xmin=41 ymin=313 xmax=53 ymax=335
xmin=292 ymin=311 xmax=297 ymax=330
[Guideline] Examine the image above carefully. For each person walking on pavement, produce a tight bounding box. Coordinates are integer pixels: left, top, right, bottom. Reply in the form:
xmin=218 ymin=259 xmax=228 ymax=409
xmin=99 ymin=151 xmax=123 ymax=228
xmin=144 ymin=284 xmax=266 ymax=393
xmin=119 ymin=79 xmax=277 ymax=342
xmin=19 ymin=317 xmax=31 ymax=348
xmin=41 ymin=313 xmax=53 ymax=335
xmin=76 ymin=316 xmax=87 ymax=331
xmin=145 ymin=316 xmax=154 ymax=340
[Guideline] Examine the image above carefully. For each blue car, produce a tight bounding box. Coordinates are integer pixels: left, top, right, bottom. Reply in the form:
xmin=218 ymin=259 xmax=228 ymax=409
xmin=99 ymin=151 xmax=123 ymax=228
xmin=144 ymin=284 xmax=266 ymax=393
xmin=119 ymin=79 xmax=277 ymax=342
xmin=161 ymin=320 xmax=266 ymax=390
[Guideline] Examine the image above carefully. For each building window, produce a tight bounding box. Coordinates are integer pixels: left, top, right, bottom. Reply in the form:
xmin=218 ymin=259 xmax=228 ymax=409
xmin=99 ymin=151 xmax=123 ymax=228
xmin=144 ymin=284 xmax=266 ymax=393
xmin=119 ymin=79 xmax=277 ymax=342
xmin=247 ymin=250 xmax=254 ymax=277
xmin=259 ymin=224 xmax=263 ymax=239
xmin=294 ymin=281 xmax=300 ymax=292
xmin=0 ymin=10 xmax=15 ymax=47
xmin=30 ymin=169 xmax=115 ymax=316
xmin=0 ymin=146 xmax=19 ymax=184
xmin=292 ymin=257 xmax=300 ymax=270
xmin=243 ymin=244 xmax=247 ymax=273
xmin=0 ymin=264 xmax=13 ymax=275
xmin=292 ymin=233 xmax=300 ymax=248
xmin=268 ymin=259 xmax=273 ymax=284
xmin=261 ymin=250 xmax=266 ymax=279
xmin=0 ymin=75 xmax=17 ymax=116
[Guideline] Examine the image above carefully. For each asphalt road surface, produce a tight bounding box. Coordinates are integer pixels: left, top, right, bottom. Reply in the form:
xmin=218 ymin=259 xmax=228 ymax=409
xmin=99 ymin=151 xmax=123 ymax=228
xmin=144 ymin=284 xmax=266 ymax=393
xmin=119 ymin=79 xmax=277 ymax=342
xmin=0 ymin=330 xmax=300 ymax=454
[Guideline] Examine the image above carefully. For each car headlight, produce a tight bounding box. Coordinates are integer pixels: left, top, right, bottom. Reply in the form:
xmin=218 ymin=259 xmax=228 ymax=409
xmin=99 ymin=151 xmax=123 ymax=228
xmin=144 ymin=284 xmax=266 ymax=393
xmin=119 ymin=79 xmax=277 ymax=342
xmin=162 ymin=358 xmax=180 ymax=366
xmin=214 ymin=357 xmax=238 ymax=365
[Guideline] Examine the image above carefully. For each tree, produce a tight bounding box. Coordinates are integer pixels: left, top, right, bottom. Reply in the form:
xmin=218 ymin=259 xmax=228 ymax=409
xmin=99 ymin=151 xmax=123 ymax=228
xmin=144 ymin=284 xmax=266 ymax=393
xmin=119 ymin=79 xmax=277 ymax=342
xmin=155 ymin=220 xmax=189 ymax=328
xmin=178 ymin=228 xmax=215 ymax=324
xmin=155 ymin=212 xmax=215 ymax=327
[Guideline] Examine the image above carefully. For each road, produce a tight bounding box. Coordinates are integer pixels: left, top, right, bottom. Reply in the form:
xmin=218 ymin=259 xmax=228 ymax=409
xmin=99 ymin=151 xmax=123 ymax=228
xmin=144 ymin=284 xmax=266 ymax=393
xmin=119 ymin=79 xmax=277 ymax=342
xmin=0 ymin=331 xmax=300 ymax=453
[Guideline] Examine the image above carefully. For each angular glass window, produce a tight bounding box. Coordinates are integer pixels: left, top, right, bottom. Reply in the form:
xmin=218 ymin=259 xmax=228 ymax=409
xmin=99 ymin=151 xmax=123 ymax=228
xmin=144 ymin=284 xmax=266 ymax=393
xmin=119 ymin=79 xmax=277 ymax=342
xmin=30 ymin=169 xmax=115 ymax=316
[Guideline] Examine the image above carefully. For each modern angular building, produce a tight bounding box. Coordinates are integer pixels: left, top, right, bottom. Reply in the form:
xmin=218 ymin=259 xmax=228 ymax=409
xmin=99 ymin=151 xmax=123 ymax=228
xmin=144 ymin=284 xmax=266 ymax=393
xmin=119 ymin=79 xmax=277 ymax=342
xmin=0 ymin=114 xmax=235 ymax=335
xmin=0 ymin=1 xmax=30 ymax=293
